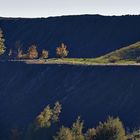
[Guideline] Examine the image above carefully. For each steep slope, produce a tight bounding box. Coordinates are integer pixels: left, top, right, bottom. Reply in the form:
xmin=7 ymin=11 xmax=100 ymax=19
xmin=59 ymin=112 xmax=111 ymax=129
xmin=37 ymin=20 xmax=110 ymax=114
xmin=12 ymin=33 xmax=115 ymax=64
xmin=0 ymin=15 xmax=140 ymax=57
xmin=1 ymin=63 xmax=140 ymax=139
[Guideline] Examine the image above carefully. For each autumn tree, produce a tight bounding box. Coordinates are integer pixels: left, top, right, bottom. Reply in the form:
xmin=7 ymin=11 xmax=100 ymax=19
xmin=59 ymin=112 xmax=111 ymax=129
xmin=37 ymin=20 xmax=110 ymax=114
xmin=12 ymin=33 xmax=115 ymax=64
xmin=95 ymin=117 xmax=126 ymax=140
xmin=54 ymin=126 xmax=73 ymax=140
xmin=56 ymin=43 xmax=69 ymax=58
xmin=52 ymin=101 xmax=62 ymax=123
xmin=0 ymin=28 xmax=6 ymax=55
xmin=41 ymin=49 xmax=49 ymax=59
xmin=35 ymin=102 xmax=61 ymax=130
xmin=28 ymin=45 xmax=38 ymax=59
xmin=85 ymin=128 xmax=96 ymax=140
xmin=71 ymin=117 xmax=85 ymax=140
xmin=55 ymin=117 xmax=85 ymax=140
xmin=25 ymin=102 xmax=61 ymax=140
xmin=35 ymin=105 xmax=53 ymax=129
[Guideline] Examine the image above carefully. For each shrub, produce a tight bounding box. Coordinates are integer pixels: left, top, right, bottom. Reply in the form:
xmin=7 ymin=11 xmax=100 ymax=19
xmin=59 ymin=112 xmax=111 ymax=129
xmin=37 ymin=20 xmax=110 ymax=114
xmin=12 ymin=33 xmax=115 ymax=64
xmin=95 ymin=117 xmax=126 ymax=140
xmin=0 ymin=28 xmax=6 ymax=55
xmin=56 ymin=43 xmax=69 ymax=58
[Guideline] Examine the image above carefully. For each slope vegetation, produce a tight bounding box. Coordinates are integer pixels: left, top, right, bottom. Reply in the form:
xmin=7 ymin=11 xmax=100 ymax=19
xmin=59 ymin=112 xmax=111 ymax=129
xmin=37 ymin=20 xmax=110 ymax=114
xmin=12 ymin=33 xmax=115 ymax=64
xmin=96 ymin=41 xmax=140 ymax=63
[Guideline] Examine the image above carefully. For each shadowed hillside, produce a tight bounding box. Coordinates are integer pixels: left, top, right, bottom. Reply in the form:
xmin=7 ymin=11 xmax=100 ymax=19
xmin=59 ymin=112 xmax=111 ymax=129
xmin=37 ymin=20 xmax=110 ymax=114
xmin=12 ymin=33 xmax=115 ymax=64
xmin=1 ymin=15 xmax=140 ymax=139
xmin=1 ymin=15 xmax=140 ymax=57
xmin=1 ymin=63 xmax=140 ymax=139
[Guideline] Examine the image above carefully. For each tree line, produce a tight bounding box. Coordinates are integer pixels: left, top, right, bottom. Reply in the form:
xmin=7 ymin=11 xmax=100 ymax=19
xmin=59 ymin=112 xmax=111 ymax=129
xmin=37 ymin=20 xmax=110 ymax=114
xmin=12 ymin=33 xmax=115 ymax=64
xmin=0 ymin=28 xmax=69 ymax=59
xmin=10 ymin=102 xmax=140 ymax=140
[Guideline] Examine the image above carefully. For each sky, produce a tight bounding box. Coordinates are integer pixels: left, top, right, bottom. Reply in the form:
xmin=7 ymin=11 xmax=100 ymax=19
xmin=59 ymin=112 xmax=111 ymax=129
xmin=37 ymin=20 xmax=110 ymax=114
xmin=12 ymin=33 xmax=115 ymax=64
xmin=0 ymin=0 xmax=140 ymax=17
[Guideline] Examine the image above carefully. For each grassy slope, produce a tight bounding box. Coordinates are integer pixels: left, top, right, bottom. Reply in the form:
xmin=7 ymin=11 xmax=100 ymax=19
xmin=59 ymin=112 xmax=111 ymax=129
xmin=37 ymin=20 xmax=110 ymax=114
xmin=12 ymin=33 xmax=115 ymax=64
xmin=96 ymin=41 xmax=140 ymax=64
xmin=25 ymin=41 xmax=140 ymax=65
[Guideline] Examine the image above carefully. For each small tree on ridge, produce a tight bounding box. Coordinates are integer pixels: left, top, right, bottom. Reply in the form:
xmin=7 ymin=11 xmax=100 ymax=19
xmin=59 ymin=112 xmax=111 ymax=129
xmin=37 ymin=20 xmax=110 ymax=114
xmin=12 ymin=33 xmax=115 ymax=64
xmin=56 ymin=43 xmax=69 ymax=58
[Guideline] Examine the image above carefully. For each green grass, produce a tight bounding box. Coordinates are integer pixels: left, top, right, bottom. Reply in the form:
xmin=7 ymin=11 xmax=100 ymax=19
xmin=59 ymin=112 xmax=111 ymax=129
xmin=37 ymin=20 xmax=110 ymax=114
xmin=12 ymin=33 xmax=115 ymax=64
xmin=96 ymin=41 xmax=140 ymax=63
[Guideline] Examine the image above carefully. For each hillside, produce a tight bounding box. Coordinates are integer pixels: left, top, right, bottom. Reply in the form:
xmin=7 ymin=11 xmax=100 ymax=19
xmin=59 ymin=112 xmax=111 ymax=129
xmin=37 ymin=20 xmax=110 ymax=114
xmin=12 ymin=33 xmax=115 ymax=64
xmin=1 ymin=15 xmax=140 ymax=139
xmin=1 ymin=15 xmax=140 ymax=58
xmin=1 ymin=63 xmax=140 ymax=139
xmin=96 ymin=41 xmax=140 ymax=63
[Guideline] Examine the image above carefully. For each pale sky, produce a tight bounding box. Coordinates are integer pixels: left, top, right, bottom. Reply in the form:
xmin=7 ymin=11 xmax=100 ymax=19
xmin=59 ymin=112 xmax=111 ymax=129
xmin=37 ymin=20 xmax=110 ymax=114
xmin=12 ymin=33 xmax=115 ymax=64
xmin=0 ymin=0 xmax=140 ymax=17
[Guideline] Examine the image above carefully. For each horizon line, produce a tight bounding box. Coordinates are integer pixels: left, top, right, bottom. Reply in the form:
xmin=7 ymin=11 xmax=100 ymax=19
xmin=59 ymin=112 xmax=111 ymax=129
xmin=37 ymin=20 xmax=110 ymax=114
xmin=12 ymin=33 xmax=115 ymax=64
xmin=0 ymin=13 xmax=140 ymax=19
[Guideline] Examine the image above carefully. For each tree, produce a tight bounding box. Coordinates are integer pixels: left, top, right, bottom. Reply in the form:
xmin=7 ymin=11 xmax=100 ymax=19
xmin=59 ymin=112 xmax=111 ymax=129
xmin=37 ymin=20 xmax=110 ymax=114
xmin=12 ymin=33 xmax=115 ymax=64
xmin=34 ymin=102 xmax=61 ymax=130
xmin=52 ymin=102 xmax=62 ymax=123
xmin=85 ymin=128 xmax=96 ymax=140
xmin=71 ymin=117 xmax=85 ymax=140
xmin=55 ymin=117 xmax=85 ymax=140
xmin=35 ymin=105 xmax=53 ymax=129
xmin=0 ymin=28 xmax=6 ymax=55
xmin=25 ymin=102 xmax=62 ymax=140
xmin=55 ymin=126 xmax=73 ymax=140
xmin=56 ymin=43 xmax=69 ymax=58
xmin=28 ymin=45 xmax=38 ymax=59
xmin=41 ymin=49 xmax=49 ymax=59
xmin=95 ymin=117 xmax=126 ymax=140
